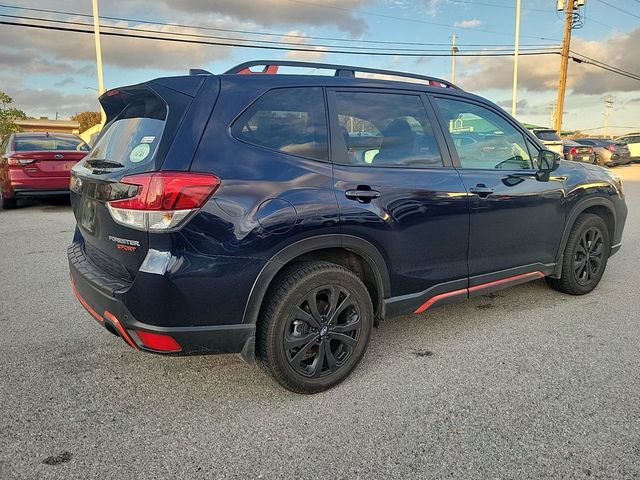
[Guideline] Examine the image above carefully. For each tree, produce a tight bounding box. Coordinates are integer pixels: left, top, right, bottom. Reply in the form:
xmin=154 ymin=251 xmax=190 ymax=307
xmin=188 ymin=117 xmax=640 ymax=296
xmin=71 ymin=111 xmax=101 ymax=133
xmin=0 ymin=91 xmax=26 ymax=138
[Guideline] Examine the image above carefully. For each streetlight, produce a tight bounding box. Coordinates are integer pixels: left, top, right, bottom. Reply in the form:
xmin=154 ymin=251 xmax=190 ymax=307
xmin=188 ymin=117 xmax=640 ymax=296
xmin=92 ymin=0 xmax=106 ymax=124
xmin=511 ymin=0 xmax=521 ymax=117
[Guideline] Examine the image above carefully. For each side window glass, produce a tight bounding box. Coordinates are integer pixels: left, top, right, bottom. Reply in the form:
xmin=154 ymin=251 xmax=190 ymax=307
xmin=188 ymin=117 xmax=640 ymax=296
xmin=231 ymin=87 xmax=328 ymax=161
xmin=434 ymin=97 xmax=534 ymax=170
xmin=333 ymin=92 xmax=443 ymax=168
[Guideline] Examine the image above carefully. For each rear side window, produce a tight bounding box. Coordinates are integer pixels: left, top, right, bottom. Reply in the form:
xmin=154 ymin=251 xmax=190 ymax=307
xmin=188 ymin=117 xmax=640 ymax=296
xmin=231 ymin=87 xmax=328 ymax=161
xmin=14 ymin=136 xmax=89 ymax=152
xmin=332 ymin=91 xmax=443 ymax=168
xmin=86 ymin=97 xmax=165 ymax=168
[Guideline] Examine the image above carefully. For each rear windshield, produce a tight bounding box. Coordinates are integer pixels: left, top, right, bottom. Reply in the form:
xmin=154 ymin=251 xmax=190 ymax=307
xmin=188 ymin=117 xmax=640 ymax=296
xmin=86 ymin=96 xmax=166 ymax=169
xmin=15 ymin=136 xmax=89 ymax=152
xmin=534 ymin=130 xmax=561 ymax=142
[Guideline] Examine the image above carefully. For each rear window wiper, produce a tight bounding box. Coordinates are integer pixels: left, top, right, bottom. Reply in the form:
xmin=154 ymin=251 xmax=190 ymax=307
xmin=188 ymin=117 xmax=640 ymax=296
xmin=84 ymin=159 xmax=125 ymax=169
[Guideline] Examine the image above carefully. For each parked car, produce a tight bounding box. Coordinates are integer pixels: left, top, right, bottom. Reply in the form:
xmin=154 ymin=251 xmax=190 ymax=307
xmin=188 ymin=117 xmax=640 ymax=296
xmin=574 ymin=138 xmax=631 ymax=167
xmin=562 ymin=140 xmax=597 ymax=165
xmin=530 ymin=128 xmax=563 ymax=155
xmin=0 ymin=132 xmax=90 ymax=209
xmin=614 ymin=133 xmax=640 ymax=161
xmin=68 ymin=60 xmax=627 ymax=393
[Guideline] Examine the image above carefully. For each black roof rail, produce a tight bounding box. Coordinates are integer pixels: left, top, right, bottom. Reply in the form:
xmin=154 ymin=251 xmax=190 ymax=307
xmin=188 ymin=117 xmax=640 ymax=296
xmin=223 ymin=60 xmax=460 ymax=89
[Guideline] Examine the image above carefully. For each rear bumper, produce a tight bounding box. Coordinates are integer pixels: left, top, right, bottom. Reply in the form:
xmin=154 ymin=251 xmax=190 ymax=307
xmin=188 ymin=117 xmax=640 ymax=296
xmin=14 ymin=189 xmax=69 ymax=197
xmin=68 ymin=242 xmax=256 ymax=358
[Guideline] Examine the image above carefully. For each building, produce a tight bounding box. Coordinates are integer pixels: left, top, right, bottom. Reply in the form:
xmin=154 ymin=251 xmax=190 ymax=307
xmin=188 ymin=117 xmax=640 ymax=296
xmin=15 ymin=118 xmax=80 ymax=134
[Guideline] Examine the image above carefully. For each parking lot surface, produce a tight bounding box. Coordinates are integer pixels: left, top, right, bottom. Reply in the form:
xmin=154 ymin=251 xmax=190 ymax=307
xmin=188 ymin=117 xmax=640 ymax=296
xmin=1 ymin=166 xmax=639 ymax=480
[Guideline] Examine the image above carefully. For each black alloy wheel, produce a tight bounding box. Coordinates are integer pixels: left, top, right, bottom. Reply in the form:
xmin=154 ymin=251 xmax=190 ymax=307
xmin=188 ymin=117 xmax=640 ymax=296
xmin=547 ymin=213 xmax=610 ymax=295
xmin=284 ymin=285 xmax=361 ymax=378
xmin=257 ymin=261 xmax=373 ymax=394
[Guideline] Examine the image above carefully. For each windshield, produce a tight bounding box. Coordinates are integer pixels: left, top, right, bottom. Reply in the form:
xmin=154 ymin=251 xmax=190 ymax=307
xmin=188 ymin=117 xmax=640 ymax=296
xmin=15 ymin=136 xmax=89 ymax=152
xmin=535 ymin=130 xmax=561 ymax=142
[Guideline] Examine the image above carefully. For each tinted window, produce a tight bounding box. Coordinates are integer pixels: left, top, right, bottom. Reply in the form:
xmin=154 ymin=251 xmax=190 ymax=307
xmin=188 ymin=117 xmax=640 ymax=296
xmin=86 ymin=98 xmax=166 ymax=168
xmin=577 ymin=139 xmax=594 ymax=145
xmin=435 ymin=97 xmax=533 ymax=170
xmin=14 ymin=135 xmax=89 ymax=152
xmin=333 ymin=92 xmax=443 ymax=167
xmin=534 ymin=130 xmax=561 ymax=142
xmin=232 ymin=87 xmax=328 ymax=161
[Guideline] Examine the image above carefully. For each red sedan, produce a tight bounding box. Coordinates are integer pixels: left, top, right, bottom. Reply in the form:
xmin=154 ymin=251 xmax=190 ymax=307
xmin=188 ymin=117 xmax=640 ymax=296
xmin=0 ymin=132 xmax=90 ymax=209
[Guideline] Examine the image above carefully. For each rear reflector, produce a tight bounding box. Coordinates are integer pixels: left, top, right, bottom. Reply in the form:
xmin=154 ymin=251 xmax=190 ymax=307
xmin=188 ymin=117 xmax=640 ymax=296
xmin=107 ymin=172 xmax=220 ymax=231
xmin=135 ymin=330 xmax=182 ymax=352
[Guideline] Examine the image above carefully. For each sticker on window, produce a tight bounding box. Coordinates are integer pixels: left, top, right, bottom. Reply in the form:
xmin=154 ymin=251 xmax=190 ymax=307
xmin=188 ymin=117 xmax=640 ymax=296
xmin=129 ymin=143 xmax=150 ymax=163
xmin=140 ymin=136 xmax=156 ymax=144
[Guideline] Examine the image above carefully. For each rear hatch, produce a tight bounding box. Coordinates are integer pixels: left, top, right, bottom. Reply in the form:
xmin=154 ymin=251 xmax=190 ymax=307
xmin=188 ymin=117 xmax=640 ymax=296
xmin=533 ymin=130 xmax=563 ymax=154
xmin=614 ymin=143 xmax=630 ymax=157
xmin=70 ymin=77 xmax=210 ymax=279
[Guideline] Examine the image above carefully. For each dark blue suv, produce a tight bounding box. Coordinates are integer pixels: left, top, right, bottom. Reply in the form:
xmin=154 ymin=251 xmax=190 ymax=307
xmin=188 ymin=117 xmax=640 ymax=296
xmin=69 ymin=60 xmax=627 ymax=393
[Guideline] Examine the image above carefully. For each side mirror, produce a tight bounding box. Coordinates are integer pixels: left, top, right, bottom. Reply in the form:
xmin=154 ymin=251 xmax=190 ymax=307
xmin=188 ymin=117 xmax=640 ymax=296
xmin=536 ymin=150 xmax=559 ymax=181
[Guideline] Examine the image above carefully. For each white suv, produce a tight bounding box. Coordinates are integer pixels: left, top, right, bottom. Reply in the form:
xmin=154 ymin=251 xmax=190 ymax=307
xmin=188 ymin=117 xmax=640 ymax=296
xmin=615 ymin=133 xmax=640 ymax=160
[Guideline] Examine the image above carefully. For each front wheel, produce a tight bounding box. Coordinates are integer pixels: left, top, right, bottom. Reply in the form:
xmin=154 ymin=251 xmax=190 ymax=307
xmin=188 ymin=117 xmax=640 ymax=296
xmin=547 ymin=213 xmax=610 ymax=295
xmin=257 ymin=261 xmax=374 ymax=394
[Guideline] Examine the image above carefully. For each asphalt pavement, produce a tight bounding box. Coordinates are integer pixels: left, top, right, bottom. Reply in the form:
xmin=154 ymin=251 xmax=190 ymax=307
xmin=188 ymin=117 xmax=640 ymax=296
xmin=1 ymin=165 xmax=639 ymax=479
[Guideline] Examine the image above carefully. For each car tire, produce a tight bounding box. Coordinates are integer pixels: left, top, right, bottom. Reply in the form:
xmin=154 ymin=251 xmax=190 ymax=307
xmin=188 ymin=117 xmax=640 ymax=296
xmin=547 ymin=213 xmax=610 ymax=295
xmin=0 ymin=189 xmax=17 ymax=209
xmin=257 ymin=261 xmax=374 ymax=394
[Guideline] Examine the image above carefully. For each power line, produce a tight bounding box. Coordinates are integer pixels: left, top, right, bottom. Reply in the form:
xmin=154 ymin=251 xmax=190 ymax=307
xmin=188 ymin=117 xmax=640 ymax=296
xmin=0 ymin=13 xmax=560 ymax=54
xmin=0 ymin=19 xmax=561 ymax=58
xmin=0 ymin=3 xmax=557 ymax=48
xmin=570 ymin=51 xmax=640 ymax=81
xmin=285 ymin=0 xmax=561 ymax=42
xmin=595 ymin=0 xmax=640 ymax=20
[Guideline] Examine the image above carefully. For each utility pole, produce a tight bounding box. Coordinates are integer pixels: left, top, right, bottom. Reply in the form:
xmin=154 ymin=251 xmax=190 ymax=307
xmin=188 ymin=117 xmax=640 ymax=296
xmin=604 ymin=96 xmax=613 ymax=138
xmin=451 ymin=35 xmax=458 ymax=84
xmin=92 ymin=0 xmax=106 ymax=124
xmin=554 ymin=0 xmax=575 ymax=134
xmin=511 ymin=0 xmax=521 ymax=117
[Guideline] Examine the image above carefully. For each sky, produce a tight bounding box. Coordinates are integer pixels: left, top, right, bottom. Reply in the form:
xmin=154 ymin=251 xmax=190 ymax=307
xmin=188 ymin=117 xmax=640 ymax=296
xmin=0 ymin=0 xmax=638 ymax=135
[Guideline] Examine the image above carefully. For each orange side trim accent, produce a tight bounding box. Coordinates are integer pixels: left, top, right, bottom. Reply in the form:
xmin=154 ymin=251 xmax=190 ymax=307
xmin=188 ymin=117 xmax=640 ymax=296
xmin=468 ymin=271 xmax=544 ymax=293
xmin=414 ymin=288 xmax=467 ymax=314
xmin=414 ymin=271 xmax=545 ymax=314
xmin=70 ymin=277 xmax=103 ymax=323
xmin=103 ymin=311 xmax=139 ymax=350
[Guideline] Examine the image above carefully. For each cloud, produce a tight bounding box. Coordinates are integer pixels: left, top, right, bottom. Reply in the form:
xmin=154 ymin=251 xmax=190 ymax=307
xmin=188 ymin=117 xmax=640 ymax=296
xmin=154 ymin=0 xmax=372 ymax=36
xmin=281 ymin=30 xmax=327 ymax=61
xmin=454 ymin=19 xmax=481 ymax=28
xmin=6 ymin=88 xmax=99 ymax=118
xmin=457 ymin=28 xmax=640 ymax=96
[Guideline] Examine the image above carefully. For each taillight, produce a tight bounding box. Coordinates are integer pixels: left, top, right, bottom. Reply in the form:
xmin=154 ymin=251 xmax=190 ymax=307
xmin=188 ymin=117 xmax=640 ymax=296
xmin=588 ymin=147 xmax=594 ymax=154
xmin=7 ymin=157 xmax=36 ymax=166
xmin=607 ymin=144 xmax=616 ymax=152
xmin=568 ymin=147 xmax=578 ymax=155
xmin=106 ymin=172 xmax=220 ymax=231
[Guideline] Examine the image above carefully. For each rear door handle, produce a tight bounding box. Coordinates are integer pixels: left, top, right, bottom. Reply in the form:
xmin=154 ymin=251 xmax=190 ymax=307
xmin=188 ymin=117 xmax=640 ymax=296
xmin=345 ymin=188 xmax=381 ymax=203
xmin=469 ymin=185 xmax=494 ymax=198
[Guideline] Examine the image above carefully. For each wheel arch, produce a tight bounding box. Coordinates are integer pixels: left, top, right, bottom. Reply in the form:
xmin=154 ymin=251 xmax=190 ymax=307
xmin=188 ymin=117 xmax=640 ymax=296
xmin=552 ymin=196 xmax=617 ymax=277
xmin=241 ymin=234 xmax=391 ymax=326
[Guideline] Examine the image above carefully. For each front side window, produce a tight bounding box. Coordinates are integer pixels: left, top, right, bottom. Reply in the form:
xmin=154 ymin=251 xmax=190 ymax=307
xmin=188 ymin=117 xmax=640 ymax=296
xmin=232 ymin=87 xmax=328 ymax=161
xmin=333 ymin=91 xmax=443 ymax=168
xmin=435 ymin=97 xmax=533 ymax=170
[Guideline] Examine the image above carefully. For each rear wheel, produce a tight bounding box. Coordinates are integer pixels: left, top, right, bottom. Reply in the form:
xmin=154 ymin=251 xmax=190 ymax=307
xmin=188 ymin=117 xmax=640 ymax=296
xmin=0 ymin=189 xmax=17 ymax=209
xmin=547 ymin=213 xmax=610 ymax=295
xmin=257 ymin=261 xmax=373 ymax=394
